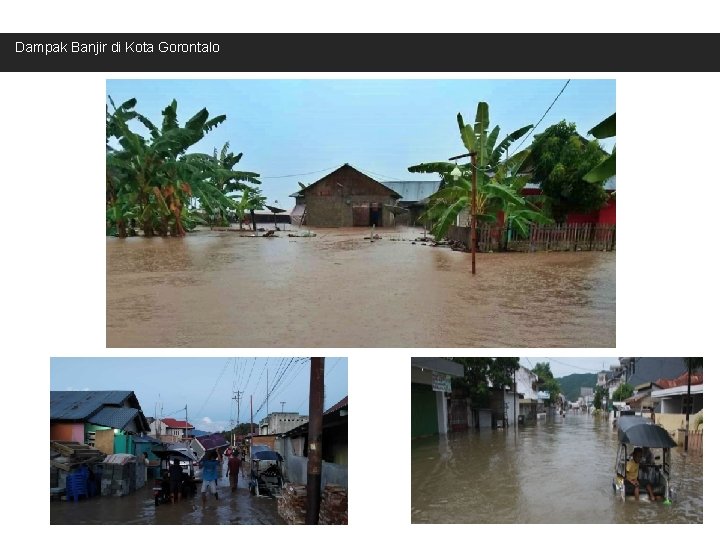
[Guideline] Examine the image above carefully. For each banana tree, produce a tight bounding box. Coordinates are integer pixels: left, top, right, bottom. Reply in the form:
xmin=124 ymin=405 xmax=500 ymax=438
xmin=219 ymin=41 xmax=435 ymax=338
xmin=183 ymin=143 xmax=261 ymax=227
xmin=106 ymin=97 xmax=243 ymax=237
xmin=409 ymin=101 xmax=545 ymax=243
xmin=231 ymin=187 xmax=266 ymax=231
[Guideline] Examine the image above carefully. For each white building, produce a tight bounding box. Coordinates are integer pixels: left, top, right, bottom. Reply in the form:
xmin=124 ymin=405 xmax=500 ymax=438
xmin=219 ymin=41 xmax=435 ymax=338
xmin=148 ymin=417 xmax=194 ymax=441
xmin=259 ymin=412 xmax=309 ymax=435
xmin=651 ymin=384 xmax=704 ymax=414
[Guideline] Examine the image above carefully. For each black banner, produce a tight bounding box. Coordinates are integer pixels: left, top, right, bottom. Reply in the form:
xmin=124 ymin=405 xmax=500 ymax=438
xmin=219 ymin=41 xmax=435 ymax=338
xmin=2 ymin=34 xmax=720 ymax=72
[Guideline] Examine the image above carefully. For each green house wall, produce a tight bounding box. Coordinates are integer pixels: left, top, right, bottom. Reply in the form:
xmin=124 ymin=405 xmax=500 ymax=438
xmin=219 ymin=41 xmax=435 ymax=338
xmin=84 ymin=423 xmax=134 ymax=454
xmin=411 ymin=383 xmax=439 ymax=438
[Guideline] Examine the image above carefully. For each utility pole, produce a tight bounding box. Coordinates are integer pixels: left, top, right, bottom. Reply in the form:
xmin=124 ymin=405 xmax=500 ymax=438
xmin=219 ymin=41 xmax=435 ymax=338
xmin=513 ymin=369 xmax=517 ymax=428
xmin=266 ymin=368 xmax=269 ymax=421
xmin=449 ymin=151 xmax=478 ymax=274
xmin=306 ymin=357 xmax=325 ymax=524
xmin=184 ymin=405 xmax=188 ymax=441
xmin=280 ymin=401 xmax=286 ymax=413
xmin=470 ymin=152 xmax=477 ymax=274
xmin=232 ymin=391 xmax=243 ymax=447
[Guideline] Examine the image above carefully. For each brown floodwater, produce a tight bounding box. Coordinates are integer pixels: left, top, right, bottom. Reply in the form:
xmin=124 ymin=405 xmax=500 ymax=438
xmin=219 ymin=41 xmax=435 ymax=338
xmin=107 ymin=227 xmax=615 ymax=347
xmin=411 ymin=414 xmax=703 ymax=524
xmin=50 ymin=464 xmax=282 ymax=524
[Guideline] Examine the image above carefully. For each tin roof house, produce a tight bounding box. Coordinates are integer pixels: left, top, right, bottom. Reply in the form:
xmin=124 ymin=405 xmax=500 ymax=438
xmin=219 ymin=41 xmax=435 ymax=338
xmin=50 ymin=390 xmax=150 ymax=455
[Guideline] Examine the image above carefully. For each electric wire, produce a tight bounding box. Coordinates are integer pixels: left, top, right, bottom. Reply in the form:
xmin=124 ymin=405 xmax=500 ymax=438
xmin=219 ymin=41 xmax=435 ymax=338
xmin=261 ymin=165 xmax=341 ymax=179
xmin=195 ymin=358 xmax=231 ymax=419
xmin=512 ymin=79 xmax=571 ymax=153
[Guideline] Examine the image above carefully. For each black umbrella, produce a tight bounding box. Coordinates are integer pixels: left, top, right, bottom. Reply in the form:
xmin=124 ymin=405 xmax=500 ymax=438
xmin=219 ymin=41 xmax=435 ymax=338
xmin=618 ymin=421 xmax=677 ymax=448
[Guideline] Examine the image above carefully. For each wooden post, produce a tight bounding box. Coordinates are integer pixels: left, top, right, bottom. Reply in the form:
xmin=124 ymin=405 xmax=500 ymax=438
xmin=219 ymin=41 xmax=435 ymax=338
xmin=306 ymin=357 xmax=325 ymax=524
xmin=470 ymin=154 xmax=477 ymax=274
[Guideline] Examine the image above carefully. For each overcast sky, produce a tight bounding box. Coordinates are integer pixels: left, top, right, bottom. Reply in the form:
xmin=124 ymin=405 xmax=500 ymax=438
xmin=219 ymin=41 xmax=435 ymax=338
xmin=520 ymin=357 xmax=619 ymax=378
xmin=50 ymin=357 xmax=347 ymax=433
xmin=106 ymin=78 xmax=615 ymax=211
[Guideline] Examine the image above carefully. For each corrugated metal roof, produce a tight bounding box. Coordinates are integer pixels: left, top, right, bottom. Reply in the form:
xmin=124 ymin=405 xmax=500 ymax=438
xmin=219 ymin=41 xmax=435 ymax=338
xmin=50 ymin=391 xmax=135 ymax=421
xmin=324 ymin=396 xmax=348 ymax=415
xmin=380 ymin=181 xmax=441 ymax=202
xmin=88 ymin=407 xmax=142 ymax=431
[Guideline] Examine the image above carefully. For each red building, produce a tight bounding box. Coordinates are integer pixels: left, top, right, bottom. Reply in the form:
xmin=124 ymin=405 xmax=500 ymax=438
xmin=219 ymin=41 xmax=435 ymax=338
xmin=521 ymin=176 xmax=616 ymax=224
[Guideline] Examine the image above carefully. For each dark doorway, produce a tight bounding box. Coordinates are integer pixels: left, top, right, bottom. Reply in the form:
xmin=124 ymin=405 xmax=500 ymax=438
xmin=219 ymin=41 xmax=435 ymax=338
xmin=369 ymin=202 xmax=382 ymax=227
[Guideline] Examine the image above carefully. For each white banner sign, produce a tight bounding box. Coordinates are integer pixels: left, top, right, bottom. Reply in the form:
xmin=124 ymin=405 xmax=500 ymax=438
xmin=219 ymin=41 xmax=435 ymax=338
xmin=432 ymin=372 xmax=452 ymax=393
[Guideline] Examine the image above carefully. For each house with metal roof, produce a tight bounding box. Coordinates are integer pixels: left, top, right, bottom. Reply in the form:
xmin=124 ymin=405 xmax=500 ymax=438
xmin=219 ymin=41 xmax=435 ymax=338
xmin=380 ymin=180 xmax=441 ymax=225
xmin=50 ymin=390 xmax=150 ymax=455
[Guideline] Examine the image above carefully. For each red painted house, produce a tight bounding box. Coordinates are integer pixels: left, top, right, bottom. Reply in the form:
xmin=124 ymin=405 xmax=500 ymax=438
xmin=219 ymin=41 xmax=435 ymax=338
xmin=521 ymin=176 xmax=616 ymax=224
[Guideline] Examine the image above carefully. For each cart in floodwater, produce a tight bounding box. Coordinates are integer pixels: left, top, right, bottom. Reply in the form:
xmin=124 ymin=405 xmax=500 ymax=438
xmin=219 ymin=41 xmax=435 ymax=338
xmin=613 ymin=416 xmax=677 ymax=504
xmin=248 ymin=447 xmax=284 ymax=497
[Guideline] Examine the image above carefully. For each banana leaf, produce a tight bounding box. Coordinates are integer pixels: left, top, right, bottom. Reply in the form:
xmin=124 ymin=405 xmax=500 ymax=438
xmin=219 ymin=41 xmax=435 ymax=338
xmin=584 ymin=151 xmax=615 ymax=183
xmin=588 ymin=113 xmax=616 ymax=139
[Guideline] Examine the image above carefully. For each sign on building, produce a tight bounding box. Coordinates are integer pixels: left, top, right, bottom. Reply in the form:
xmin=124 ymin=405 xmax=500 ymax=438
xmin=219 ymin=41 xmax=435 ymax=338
xmin=432 ymin=372 xmax=452 ymax=393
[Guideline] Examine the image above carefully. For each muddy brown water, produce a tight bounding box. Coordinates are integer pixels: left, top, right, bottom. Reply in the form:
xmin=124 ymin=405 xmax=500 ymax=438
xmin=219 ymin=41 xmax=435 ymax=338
xmin=107 ymin=227 xmax=615 ymax=347
xmin=411 ymin=414 xmax=703 ymax=524
xmin=50 ymin=465 xmax=282 ymax=525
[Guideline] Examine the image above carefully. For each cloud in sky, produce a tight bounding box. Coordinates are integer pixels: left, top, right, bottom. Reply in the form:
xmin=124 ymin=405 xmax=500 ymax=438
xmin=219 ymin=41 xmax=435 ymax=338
xmin=196 ymin=416 xmax=226 ymax=433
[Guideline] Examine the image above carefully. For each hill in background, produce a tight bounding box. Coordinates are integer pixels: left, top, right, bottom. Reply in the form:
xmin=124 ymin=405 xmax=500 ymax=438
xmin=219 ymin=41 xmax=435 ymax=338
xmin=556 ymin=373 xmax=598 ymax=401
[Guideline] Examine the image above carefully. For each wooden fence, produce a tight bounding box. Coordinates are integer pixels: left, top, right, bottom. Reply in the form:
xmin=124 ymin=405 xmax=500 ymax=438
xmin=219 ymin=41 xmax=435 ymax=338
xmin=679 ymin=429 xmax=703 ymax=453
xmin=447 ymin=223 xmax=615 ymax=252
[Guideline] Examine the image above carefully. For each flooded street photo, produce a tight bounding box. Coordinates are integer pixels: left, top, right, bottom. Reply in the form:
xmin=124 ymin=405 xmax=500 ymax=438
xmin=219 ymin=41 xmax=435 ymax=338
xmin=411 ymin=414 xmax=703 ymax=524
xmin=107 ymin=228 xmax=615 ymax=347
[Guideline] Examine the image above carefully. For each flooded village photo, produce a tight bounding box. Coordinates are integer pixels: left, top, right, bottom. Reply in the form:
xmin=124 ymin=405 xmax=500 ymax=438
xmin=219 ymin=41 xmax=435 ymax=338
xmin=106 ymin=79 xmax=616 ymax=347
xmin=411 ymin=357 xmax=703 ymax=524
xmin=50 ymin=357 xmax=348 ymax=525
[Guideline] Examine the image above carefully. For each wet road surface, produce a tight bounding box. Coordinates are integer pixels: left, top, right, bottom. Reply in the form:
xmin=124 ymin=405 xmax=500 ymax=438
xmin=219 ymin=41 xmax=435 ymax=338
xmin=51 ymin=464 xmax=282 ymax=525
xmin=411 ymin=413 xmax=702 ymax=524
xmin=107 ymin=227 xmax=615 ymax=347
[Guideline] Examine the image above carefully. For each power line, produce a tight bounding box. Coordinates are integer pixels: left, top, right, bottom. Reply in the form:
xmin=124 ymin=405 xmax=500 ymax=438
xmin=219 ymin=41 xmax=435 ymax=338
xmin=254 ymin=358 xmax=298 ymax=416
xmin=250 ymin=358 xmax=269 ymax=400
xmin=326 ymin=358 xmax=342 ymax=377
xmin=274 ymin=358 xmax=310 ymax=405
xmin=355 ymin=166 xmax=414 ymax=183
xmin=261 ymin=165 xmax=340 ymax=179
xmin=545 ymin=357 xmax=608 ymax=374
xmin=195 ymin=358 xmax=231 ymax=419
xmin=512 ymin=79 xmax=571 ymax=152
